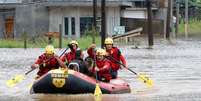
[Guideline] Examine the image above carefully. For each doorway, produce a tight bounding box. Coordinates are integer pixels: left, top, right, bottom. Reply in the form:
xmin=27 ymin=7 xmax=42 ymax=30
xmin=5 ymin=16 xmax=14 ymax=39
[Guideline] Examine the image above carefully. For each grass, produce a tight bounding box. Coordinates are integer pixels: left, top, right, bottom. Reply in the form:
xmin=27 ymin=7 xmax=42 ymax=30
xmin=0 ymin=39 xmax=24 ymax=48
xmin=0 ymin=36 xmax=101 ymax=50
xmin=178 ymin=19 xmax=201 ymax=36
xmin=73 ymin=36 xmax=101 ymax=50
xmin=2 ymin=19 xmax=200 ymax=49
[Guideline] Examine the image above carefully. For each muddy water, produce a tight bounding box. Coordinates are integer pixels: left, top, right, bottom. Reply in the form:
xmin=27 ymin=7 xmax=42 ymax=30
xmin=1 ymin=38 xmax=201 ymax=101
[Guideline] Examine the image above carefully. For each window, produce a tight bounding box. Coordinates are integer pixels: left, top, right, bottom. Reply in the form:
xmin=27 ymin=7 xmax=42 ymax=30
xmin=80 ymin=17 xmax=93 ymax=36
xmin=71 ymin=17 xmax=75 ymax=35
xmin=64 ymin=17 xmax=68 ymax=35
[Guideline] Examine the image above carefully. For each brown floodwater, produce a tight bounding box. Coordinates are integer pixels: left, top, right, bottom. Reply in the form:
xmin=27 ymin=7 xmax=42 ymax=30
xmin=1 ymin=38 xmax=201 ymax=101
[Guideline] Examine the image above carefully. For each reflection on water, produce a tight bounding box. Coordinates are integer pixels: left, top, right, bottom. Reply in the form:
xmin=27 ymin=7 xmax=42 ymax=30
xmin=1 ymin=38 xmax=201 ymax=100
xmin=31 ymin=94 xmax=122 ymax=101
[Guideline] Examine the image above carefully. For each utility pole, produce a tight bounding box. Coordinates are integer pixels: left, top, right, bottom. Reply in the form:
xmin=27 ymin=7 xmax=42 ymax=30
xmin=146 ymin=0 xmax=153 ymax=48
xmin=92 ymin=0 xmax=97 ymax=44
xmin=59 ymin=24 xmax=62 ymax=48
xmin=185 ymin=0 xmax=188 ymax=39
xmin=166 ymin=0 xmax=171 ymax=40
xmin=175 ymin=0 xmax=180 ymax=37
xmin=101 ymin=0 xmax=106 ymax=48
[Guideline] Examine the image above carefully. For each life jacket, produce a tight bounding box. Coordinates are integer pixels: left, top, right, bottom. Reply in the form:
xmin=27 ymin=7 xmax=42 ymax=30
xmin=106 ymin=47 xmax=121 ymax=71
xmin=35 ymin=54 xmax=59 ymax=76
xmin=87 ymin=47 xmax=95 ymax=59
xmin=95 ymin=58 xmax=112 ymax=82
xmin=61 ymin=48 xmax=83 ymax=65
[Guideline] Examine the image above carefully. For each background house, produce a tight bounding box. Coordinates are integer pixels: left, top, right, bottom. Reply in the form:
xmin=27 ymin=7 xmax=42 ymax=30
xmin=45 ymin=0 xmax=168 ymax=38
xmin=0 ymin=0 xmax=49 ymax=39
xmin=0 ymin=0 xmax=168 ymax=39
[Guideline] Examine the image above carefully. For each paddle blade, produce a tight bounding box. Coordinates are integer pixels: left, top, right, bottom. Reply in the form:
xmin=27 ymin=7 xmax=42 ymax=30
xmin=6 ymin=75 xmax=25 ymax=87
xmin=28 ymin=83 xmax=33 ymax=89
xmin=94 ymin=83 xmax=102 ymax=101
xmin=137 ymin=73 xmax=153 ymax=88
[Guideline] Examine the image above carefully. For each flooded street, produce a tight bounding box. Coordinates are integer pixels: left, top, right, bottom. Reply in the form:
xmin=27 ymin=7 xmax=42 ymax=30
xmin=1 ymin=38 xmax=201 ymax=101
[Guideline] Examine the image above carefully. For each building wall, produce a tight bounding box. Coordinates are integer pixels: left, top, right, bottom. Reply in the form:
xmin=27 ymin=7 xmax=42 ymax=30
xmin=0 ymin=15 xmax=5 ymax=38
xmin=155 ymin=8 xmax=167 ymax=20
xmin=49 ymin=6 xmax=81 ymax=38
xmin=155 ymin=8 xmax=167 ymax=35
xmin=120 ymin=7 xmax=167 ymax=35
xmin=15 ymin=5 xmax=48 ymax=38
xmin=49 ymin=6 xmax=120 ymax=38
xmin=121 ymin=18 xmax=164 ymax=35
xmin=34 ymin=5 xmax=49 ymax=36
xmin=106 ymin=7 xmax=120 ymax=37
xmin=49 ymin=7 xmax=62 ymax=33
xmin=15 ymin=5 xmax=34 ymax=38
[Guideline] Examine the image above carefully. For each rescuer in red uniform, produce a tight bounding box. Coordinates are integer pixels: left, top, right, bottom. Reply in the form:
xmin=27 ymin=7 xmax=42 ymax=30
xmin=88 ymin=48 xmax=112 ymax=82
xmin=104 ymin=37 xmax=128 ymax=79
xmin=31 ymin=45 xmax=67 ymax=79
xmin=61 ymin=40 xmax=84 ymax=66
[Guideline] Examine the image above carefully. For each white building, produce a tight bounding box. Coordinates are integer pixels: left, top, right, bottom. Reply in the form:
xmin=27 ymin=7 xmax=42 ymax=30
xmin=45 ymin=0 xmax=128 ymax=38
xmin=45 ymin=0 xmax=166 ymax=38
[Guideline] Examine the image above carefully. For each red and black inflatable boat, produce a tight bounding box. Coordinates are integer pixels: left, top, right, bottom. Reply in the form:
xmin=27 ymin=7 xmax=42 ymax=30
xmin=30 ymin=69 xmax=131 ymax=94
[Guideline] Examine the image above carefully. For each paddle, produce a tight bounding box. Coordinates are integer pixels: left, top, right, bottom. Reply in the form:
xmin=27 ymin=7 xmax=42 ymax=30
xmin=6 ymin=48 xmax=68 ymax=87
xmin=106 ymin=56 xmax=153 ymax=87
xmin=94 ymin=71 xmax=102 ymax=100
xmin=93 ymin=48 xmax=102 ymax=100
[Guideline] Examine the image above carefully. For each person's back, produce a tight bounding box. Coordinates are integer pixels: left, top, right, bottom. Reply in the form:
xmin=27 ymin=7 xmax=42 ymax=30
xmin=68 ymin=59 xmax=89 ymax=74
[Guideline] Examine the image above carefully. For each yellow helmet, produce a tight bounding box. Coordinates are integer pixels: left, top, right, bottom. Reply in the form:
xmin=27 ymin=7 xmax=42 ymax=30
xmin=96 ymin=48 xmax=106 ymax=56
xmin=45 ymin=45 xmax=55 ymax=54
xmin=104 ymin=37 xmax=113 ymax=44
xmin=70 ymin=40 xmax=78 ymax=45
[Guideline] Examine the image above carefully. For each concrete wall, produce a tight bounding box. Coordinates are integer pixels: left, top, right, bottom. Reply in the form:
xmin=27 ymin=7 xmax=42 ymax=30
xmin=120 ymin=7 xmax=167 ymax=35
xmin=155 ymin=8 xmax=167 ymax=20
xmin=49 ymin=6 xmax=120 ymax=38
xmin=15 ymin=5 xmax=34 ymax=38
xmin=121 ymin=18 xmax=164 ymax=35
xmin=15 ymin=5 xmax=49 ymax=38
xmin=106 ymin=7 xmax=121 ymax=37
xmin=0 ymin=15 xmax=5 ymax=38
xmin=155 ymin=8 xmax=167 ymax=36
xmin=34 ymin=5 xmax=49 ymax=36
xmin=49 ymin=7 xmax=62 ymax=33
